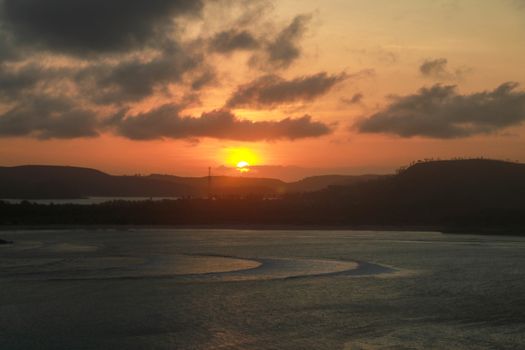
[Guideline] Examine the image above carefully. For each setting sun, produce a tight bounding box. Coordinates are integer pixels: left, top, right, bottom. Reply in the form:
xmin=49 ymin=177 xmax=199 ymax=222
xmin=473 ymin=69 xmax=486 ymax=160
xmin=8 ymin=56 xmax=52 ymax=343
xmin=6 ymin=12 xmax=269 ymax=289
xmin=225 ymin=147 xmax=260 ymax=168
xmin=236 ymin=161 xmax=250 ymax=173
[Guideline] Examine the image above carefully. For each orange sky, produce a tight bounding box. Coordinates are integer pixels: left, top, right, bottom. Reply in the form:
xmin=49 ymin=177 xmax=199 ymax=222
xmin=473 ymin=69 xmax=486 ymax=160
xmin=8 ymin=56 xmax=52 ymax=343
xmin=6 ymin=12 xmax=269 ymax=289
xmin=0 ymin=0 xmax=524 ymax=180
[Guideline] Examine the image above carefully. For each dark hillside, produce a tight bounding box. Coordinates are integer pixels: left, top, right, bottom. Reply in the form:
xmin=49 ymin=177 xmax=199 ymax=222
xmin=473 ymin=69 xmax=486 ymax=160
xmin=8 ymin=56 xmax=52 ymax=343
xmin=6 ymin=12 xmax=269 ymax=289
xmin=0 ymin=165 xmax=193 ymax=198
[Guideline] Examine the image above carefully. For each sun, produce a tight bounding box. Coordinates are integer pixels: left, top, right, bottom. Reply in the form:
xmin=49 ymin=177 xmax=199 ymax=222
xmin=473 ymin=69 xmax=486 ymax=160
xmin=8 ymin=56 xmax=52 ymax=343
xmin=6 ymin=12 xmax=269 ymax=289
xmin=236 ymin=161 xmax=250 ymax=173
xmin=224 ymin=147 xmax=260 ymax=169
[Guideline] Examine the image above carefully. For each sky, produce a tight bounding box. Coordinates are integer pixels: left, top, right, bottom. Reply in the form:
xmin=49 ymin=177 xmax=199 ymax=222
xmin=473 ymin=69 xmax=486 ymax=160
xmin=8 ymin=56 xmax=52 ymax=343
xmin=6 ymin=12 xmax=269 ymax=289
xmin=0 ymin=0 xmax=524 ymax=180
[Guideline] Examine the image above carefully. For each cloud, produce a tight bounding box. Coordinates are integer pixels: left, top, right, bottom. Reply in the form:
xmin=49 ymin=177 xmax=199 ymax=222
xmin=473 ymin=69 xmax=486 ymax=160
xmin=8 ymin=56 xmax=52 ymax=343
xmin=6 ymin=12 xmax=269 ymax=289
xmin=209 ymin=13 xmax=312 ymax=70
xmin=76 ymin=46 xmax=202 ymax=104
xmin=341 ymin=93 xmax=364 ymax=105
xmin=0 ymin=64 xmax=47 ymax=99
xmin=0 ymin=30 xmax=19 ymax=62
xmin=0 ymin=0 xmax=215 ymax=105
xmin=190 ymin=68 xmax=217 ymax=90
xmin=0 ymin=96 xmax=333 ymax=141
xmin=249 ymin=14 xmax=312 ymax=70
xmin=420 ymin=58 xmax=448 ymax=77
xmin=226 ymin=72 xmax=347 ymax=109
xmin=0 ymin=1 xmax=327 ymax=142
xmin=266 ymin=14 xmax=311 ymax=69
xmin=419 ymin=58 xmax=469 ymax=80
xmin=209 ymin=29 xmax=260 ymax=53
xmin=0 ymin=0 xmax=203 ymax=54
xmin=0 ymin=63 xmax=72 ymax=100
xmin=356 ymin=82 xmax=525 ymax=138
xmin=110 ymin=105 xmax=332 ymax=141
xmin=0 ymin=95 xmax=99 ymax=139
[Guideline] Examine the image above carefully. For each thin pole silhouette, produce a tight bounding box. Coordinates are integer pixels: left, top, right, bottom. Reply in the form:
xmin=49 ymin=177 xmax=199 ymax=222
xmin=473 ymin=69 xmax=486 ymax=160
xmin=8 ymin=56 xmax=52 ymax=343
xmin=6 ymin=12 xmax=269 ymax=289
xmin=208 ymin=166 xmax=212 ymax=199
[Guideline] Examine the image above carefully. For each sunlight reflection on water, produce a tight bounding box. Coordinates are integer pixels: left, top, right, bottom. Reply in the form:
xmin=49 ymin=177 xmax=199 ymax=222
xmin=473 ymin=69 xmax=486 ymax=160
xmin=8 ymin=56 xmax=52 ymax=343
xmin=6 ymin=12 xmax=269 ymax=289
xmin=1 ymin=229 xmax=525 ymax=349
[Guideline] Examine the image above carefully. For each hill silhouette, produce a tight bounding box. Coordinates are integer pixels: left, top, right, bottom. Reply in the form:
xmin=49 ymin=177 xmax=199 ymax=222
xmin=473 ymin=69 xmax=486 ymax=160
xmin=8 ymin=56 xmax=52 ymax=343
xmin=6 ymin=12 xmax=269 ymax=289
xmin=286 ymin=174 xmax=381 ymax=192
xmin=394 ymin=159 xmax=525 ymax=209
xmin=1 ymin=159 xmax=524 ymax=233
xmin=148 ymin=174 xmax=287 ymax=196
xmin=0 ymin=165 xmax=376 ymax=199
xmin=311 ymin=159 xmax=525 ymax=226
xmin=0 ymin=165 xmax=194 ymax=198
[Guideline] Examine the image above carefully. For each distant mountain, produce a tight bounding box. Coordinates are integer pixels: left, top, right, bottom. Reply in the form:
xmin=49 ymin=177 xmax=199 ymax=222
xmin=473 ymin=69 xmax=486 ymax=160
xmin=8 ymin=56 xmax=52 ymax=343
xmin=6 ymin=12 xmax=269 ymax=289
xmin=0 ymin=165 xmax=194 ymax=199
xmin=0 ymin=165 xmax=377 ymax=199
xmin=147 ymin=174 xmax=288 ymax=196
xmin=1 ymin=159 xmax=525 ymax=231
xmin=148 ymin=173 xmax=382 ymax=196
xmin=287 ymin=174 xmax=382 ymax=192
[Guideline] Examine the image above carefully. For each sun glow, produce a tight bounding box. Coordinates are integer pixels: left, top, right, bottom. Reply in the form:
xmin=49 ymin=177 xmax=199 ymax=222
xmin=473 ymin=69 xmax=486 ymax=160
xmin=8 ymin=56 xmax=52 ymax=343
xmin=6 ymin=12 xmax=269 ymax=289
xmin=236 ymin=161 xmax=250 ymax=173
xmin=225 ymin=147 xmax=260 ymax=167
xmin=221 ymin=147 xmax=260 ymax=174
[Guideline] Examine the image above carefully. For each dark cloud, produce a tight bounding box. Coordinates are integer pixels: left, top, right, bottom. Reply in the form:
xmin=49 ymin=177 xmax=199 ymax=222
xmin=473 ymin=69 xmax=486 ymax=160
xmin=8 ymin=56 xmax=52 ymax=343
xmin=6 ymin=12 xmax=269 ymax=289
xmin=0 ymin=95 xmax=332 ymax=141
xmin=0 ymin=64 xmax=44 ymax=98
xmin=0 ymin=30 xmax=18 ymax=62
xmin=356 ymin=82 xmax=525 ymax=138
xmin=209 ymin=14 xmax=311 ymax=70
xmin=190 ymin=68 xmax=217 ymax=90
xmin=0 ymin=63 xmax=71 ymax=100
xmin=0 ymin=0 xmax=203 ymax=54
xmin=341 ymin=93 xmax=364 ymax=105
xmin=0 ymin=1 xmax=326 ymax=142
xmin=226 ymin=72 xmax=347 ymax=109
xmin=78 ymin=46 xmax=202 ymax=104
xmin=248 ymin=14 xmax=312 ymax=70
xmin=111 ymin=105 xmax=332 ymax=141
xmin=420 ymin=58 xmax=448 ymax=77
xmin=0 ymin=95 xmax=99 ymax=139
xmin=209 ymin=29 xmax=259 ymax=53
xmin=266 ymin=14 xmax=311 ymax=69
xmin=419 ymin=58 xmax=468 ymax=80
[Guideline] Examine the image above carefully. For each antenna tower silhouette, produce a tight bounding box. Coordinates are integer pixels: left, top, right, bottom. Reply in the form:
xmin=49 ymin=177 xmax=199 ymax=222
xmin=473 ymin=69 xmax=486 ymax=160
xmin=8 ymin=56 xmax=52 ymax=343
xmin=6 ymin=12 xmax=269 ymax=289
xmin=207 ymin=166 xmax=212 ymax=199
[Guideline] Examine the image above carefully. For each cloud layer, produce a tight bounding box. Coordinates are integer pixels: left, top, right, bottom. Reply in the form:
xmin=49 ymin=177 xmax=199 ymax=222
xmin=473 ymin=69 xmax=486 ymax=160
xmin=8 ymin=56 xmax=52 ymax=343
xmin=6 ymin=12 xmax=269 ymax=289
xmin=357 ymin=82 xmax=525 ymax=138
xmin=1 ymin=0 xmax=203 ymax=54
xmin=0 ymin=0 xmax=334 ymax=142
xmin=227 ymin=72 xmax=347 ymax=109
xmin=111 ymin=105 xmax=332 ymax=141
xmin=209 ymin=29 xmax=260 ymax=53
xmin=0 ymin=95 xmax=99 ymax=139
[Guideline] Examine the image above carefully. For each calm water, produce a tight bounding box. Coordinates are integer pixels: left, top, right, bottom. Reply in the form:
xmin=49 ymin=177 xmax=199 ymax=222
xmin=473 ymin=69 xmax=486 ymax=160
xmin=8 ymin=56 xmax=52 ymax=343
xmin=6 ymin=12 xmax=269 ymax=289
xmin=1 ymin=229 xmax=525 ymax=349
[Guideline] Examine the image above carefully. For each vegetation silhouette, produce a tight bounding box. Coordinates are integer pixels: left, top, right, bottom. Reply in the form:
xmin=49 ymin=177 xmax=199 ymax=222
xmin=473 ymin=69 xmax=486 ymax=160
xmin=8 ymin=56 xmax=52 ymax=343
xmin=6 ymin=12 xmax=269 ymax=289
xmin=1 ymin=159 xmax=524 ymax=234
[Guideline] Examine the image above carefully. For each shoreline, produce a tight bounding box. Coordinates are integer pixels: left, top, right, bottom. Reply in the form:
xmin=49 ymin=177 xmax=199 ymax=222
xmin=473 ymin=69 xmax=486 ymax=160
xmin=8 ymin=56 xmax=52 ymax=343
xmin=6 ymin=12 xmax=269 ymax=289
xmin=1 ymin=224 xmax=523 ymax=236
xmin=0 ymin=223 xmax=443 ymax=232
